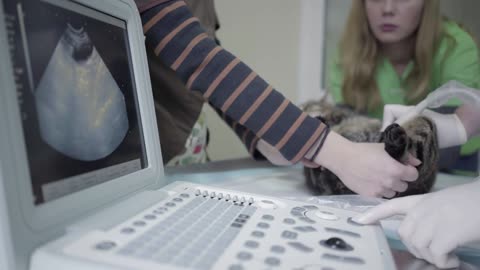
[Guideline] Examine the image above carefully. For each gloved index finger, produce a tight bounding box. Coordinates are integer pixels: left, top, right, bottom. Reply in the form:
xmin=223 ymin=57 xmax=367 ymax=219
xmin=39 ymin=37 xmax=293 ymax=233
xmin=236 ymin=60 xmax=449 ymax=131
xmin=353 ymin=195 xmax=423 ymax=224
xmin=382 ymin=108 xmax=396 ymax=131
xmin=395 ymin=108 xmax=421 ymax=126
xmin=381 ymin=104 xmax=415 ymax=131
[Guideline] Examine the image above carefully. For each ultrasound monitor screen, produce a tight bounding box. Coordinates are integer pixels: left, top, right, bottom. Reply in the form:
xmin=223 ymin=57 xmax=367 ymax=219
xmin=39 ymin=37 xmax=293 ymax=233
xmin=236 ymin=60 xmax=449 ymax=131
xmin=4 ymin=0 xmax=147 ymax=205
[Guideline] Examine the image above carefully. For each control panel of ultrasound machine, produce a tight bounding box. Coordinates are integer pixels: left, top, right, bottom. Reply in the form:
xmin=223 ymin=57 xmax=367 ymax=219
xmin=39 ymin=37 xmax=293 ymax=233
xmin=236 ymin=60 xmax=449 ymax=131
xmin=64 ymin=182 xmax=396 ymax=270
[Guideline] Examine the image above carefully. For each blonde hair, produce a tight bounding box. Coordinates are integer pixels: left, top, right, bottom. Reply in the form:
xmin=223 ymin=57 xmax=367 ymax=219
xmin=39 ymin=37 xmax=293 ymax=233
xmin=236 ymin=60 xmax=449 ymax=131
xmin=338 ymin=0 xmax=444 ymax=112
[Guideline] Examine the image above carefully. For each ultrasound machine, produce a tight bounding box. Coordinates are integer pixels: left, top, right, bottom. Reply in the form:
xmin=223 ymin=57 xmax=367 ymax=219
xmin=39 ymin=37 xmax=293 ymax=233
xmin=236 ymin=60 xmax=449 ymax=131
xmin=0 ymin=0 xmax=396 ymax=269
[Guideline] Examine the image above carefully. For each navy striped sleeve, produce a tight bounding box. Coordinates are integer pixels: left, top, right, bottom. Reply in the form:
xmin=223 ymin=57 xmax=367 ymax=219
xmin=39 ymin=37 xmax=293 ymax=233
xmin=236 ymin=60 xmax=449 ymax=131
xmin=139 ymin=0 xmax=328 ymax=163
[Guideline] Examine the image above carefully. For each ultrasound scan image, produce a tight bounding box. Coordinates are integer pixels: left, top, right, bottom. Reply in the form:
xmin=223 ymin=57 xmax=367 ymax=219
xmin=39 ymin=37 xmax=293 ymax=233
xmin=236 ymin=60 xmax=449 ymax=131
xmin=35 ymin=23 xmax=129 ymax=161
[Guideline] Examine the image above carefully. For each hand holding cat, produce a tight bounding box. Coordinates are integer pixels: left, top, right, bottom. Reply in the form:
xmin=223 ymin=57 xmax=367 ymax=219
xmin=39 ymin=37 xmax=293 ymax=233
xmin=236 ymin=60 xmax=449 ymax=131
xmin=355 ymin=180 xmax=480 ymax=269
xmin=314 ymin=132 xmax=420 ymax=198
xmin=382 ymin=104 xmax=468 ymax=148
xmin=257 ymin=132 xmax=420 ymax=198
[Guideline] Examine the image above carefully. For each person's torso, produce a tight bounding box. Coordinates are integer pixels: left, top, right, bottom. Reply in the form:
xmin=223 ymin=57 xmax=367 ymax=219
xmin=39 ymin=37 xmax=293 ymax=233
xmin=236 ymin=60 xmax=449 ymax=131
xmin=136 ymin=0 xmax=219 ymax=163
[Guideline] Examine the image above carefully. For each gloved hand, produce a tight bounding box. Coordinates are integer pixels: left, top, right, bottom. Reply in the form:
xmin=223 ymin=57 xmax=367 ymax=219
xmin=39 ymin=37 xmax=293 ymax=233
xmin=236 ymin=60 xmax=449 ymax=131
xmin=382 ymin=104 xmax=468 ymax=148
xmin=354 ymin=180 xmax=480 ymax=269
xmin=382 ymin=104 xmax=417 ymax=130
xmin=456 ymin=104 xmax=480 ymax=139
xmin=313 ymin=132 xmax=420 ymax=198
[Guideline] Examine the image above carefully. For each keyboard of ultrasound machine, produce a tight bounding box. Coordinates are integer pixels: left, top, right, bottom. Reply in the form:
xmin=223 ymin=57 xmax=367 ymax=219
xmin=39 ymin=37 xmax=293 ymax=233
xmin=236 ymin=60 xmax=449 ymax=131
xmin=64 ymin=182 xmax=396 ymax=270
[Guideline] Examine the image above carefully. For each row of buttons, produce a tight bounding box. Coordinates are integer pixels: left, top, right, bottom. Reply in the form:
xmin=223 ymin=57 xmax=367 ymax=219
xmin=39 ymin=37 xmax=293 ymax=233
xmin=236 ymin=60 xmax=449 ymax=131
xmin=231 ymin=213 xmax=283 ymax=269
xmin=228 ymin=206 xmax=367 ymax=269
xmin=290 ymin=206 xmax=317 ymax=224
xmin=291 ymin=206 xmax=366 ymax=228
xmin=113 ymin=195 xmax=253 ymax=269
xmin=231 ymin=214 xmax=250 ymax=228
xmin=119 ymin=193 xmax=190 ymax=236
xmin=231 ymin=215 xmax=343 ymax=268
xmin=96 ymin=193 xmax=193 ymax=251
xmin=287 ymin=205 xmax=366 ymax=265
xmin=195 ymin=189 xmax=255 ymax=205
xmin=240 ymin=239 xmax=363 ymax=265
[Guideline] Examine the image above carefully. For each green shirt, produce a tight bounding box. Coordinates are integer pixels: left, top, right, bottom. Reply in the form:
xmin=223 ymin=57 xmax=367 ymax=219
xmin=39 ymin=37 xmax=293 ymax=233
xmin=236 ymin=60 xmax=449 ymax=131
xmin=329 ymin=20 xmax=480 ymax=155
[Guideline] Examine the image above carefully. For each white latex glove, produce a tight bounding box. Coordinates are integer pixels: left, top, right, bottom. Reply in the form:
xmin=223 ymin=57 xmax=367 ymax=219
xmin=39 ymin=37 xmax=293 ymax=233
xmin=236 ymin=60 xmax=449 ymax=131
xmin=456 ymin=104 xmax=480 ymax=139
xmin=382 ymin=104 xmax=417 ymax=130
xmin=382 ymin=104 xmax=468 ymax=148
xmin=313 ymin=132 xmax=420 ymax=198
xmin=256 ymin=139 xmax=319 ymax=168
xmin=354 ymin=180 xmax=480 ymax=269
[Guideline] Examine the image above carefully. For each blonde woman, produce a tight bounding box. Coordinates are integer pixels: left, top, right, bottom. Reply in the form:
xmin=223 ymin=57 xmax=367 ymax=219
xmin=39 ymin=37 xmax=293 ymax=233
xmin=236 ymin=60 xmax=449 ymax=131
xmin=329 ymin=0 xmax=480 ymax=171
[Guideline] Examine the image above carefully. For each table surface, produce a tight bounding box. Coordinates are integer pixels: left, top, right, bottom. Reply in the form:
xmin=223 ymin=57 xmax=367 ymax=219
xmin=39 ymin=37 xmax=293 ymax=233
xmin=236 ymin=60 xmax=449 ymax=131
xmin=165 ymin=158 xmax=480 ymax=270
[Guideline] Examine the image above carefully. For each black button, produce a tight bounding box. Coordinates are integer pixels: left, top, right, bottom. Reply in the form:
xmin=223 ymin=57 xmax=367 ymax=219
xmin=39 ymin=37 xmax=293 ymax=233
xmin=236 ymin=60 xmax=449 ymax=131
xmin=320 ymin=237 xmax=353 ymax=251
xmin=235 ymin=218 xmax=247 ymax=223
xmin=231 ymin=223 xmax=243 ymax=228
xmin=326 ymin=237 xmax=346 ymax=248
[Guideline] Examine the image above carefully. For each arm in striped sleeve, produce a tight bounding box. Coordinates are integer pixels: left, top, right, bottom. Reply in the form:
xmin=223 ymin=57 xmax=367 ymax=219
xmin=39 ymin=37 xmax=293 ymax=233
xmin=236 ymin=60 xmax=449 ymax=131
xmin=139 ymin=0 xmax=328 ymax=163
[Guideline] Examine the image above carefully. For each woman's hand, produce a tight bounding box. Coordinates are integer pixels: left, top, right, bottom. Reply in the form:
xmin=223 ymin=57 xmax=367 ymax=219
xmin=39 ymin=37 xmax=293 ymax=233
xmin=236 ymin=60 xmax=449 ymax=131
xmin=355 ymin=180 xmax=480 ymax=269
xmin=314 ymin=132 xmax=420 ymax=198
xmin=382 ymin=104 xmax=468 ymax=148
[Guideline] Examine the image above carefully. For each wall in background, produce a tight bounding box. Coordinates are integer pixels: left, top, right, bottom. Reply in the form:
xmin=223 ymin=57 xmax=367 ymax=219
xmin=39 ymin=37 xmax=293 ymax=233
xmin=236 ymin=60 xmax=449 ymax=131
xmin=323 ymin=0 xmax=351 ymax=89
xmin=441 ymin=0 xmax=480 ymax=41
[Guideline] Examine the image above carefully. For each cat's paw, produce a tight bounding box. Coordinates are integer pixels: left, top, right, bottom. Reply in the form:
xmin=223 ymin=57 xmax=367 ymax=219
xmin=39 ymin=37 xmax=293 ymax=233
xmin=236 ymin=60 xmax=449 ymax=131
xmin=381 ymin=123 xmax=408 ymax=161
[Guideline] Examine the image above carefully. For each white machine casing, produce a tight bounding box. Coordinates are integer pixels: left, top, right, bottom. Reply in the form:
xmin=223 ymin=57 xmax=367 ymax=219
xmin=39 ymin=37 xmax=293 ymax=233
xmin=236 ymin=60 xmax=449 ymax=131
xmin=56 ymin=182 xmax=397 ymax=269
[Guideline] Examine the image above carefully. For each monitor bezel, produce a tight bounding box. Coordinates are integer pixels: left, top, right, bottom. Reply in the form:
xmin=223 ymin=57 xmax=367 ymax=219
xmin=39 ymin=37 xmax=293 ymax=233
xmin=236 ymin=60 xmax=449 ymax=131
xmin=0 ymin=0 xmax=163 ymax=231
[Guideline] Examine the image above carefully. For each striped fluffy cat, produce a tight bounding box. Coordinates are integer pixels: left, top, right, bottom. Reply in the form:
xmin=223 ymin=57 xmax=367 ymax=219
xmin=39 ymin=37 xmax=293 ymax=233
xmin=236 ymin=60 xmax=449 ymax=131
xmin=302 ymin=100 xmax=439 ymax=198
